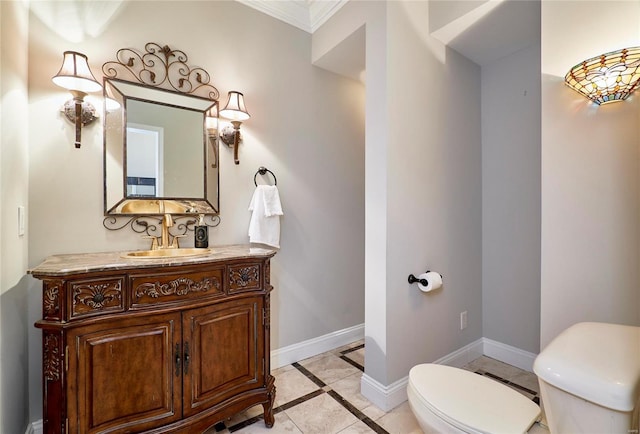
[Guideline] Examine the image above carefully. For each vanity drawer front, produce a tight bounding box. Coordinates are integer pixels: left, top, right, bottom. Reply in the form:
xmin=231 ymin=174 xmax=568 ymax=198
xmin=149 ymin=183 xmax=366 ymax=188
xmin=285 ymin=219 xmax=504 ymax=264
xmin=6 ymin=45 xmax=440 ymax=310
xmin=130 ymin=268 xmax=224 ymax=308
xmin=70 ymin=277 xmax=125 ymax=320
xmin=228 ymin=263 xmax=262 ymax=293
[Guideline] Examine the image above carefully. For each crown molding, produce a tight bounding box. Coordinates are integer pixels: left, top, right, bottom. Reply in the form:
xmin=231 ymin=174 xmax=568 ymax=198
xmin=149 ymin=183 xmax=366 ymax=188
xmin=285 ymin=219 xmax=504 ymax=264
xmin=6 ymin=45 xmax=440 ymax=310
xmin=236 ymin=0 xmax=347 ymax=34
xmin=309 ymin=0 xmax=349 ymax=32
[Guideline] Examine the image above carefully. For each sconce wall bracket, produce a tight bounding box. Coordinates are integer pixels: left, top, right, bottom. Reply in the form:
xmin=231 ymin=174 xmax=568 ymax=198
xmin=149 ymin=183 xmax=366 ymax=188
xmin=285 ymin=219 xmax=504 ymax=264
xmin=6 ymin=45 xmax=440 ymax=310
xmin=220 ymin=121 xmax=243 ymax=165
xmin=220 ymin=124 xmax=239 ymax=146
xmin=61 ymin=99 xmax=98 ymax=126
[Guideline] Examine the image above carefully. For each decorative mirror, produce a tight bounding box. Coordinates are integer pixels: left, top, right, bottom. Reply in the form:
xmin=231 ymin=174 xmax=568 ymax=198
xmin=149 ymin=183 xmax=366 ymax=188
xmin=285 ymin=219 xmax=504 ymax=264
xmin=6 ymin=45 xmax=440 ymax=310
xmin=102 ymin=43 xmax=220 ymax=220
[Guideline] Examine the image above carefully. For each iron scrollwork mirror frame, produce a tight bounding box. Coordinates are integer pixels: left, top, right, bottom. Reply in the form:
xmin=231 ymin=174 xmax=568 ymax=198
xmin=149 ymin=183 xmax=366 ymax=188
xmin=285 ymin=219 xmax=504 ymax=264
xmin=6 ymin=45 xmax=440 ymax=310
xmin=102 ymin=42 xmax=221 ymax=235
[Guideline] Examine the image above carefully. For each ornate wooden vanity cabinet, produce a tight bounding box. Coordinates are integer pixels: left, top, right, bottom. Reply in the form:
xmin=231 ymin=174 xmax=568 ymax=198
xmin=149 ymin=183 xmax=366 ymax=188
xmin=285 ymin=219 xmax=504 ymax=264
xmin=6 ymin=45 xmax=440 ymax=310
xmin=31 ymin=245 xmax=276 ymax=434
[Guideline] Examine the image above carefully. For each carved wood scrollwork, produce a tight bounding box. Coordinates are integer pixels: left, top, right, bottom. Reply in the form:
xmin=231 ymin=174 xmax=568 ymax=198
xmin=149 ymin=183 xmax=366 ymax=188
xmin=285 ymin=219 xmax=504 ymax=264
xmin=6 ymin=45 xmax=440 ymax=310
xmin=43 ymin=281 xmax=63 ymax=319
xmin=263 ymin=374 xmax=276 ymax=428
xmin=135 ymin=276 xmax=220 ymax=299
xmin=43 ymin=333 xmax=61 ymax=381
xmin=264 ymin=295 xmax=271 ymax=330
xmin=73 ymin=281 xmax=123 ymax=315
xmin=265 ymin=260 xmax=270 ymax=285
xmin=229 ymin=266 xmax=259 ymax=288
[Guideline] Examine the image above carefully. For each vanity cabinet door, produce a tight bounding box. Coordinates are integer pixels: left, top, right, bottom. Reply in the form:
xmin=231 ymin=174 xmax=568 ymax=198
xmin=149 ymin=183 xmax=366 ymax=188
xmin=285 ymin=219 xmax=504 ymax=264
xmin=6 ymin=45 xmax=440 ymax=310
xmin=67 ymin=312 xmax=182 ymax=434
xmin=182 ymin=296 xmax=264 ymax=418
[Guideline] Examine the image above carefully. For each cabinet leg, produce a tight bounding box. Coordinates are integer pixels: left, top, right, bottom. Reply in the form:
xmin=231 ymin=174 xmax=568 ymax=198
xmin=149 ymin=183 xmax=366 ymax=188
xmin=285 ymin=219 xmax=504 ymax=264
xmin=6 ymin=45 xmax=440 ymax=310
xmin=263 ymin=375 xmax=276 ymax=428
xmin=263 ymin=401 xmax=275 ymax=428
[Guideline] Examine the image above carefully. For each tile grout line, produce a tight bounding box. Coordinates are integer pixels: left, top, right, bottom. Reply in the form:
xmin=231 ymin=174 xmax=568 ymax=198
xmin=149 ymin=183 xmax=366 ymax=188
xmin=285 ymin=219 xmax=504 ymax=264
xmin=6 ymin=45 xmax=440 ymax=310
xmin=477 ymin=370 xmax=540 ymax=401
xmin=292 ymin=362 xmax=389 ymax=434
xmin=339 ymin=354 xmax=365 ymax=372
xmin=339 ymin=344 xmax=365 ymax=371
xmin=226 ymin=359 xmax=377 ymax=433
xmin=227 ymin=389 xmax=326 ymax=432
xmin=327 ymin=390 xmax=390 ymax=434
xmin=292 ymin=361 xmax=328 ymax=387
xmin=224 ymin=347 xmax=368 ymax=432
xmin=340 ymin=343 xmax=365 ymax=355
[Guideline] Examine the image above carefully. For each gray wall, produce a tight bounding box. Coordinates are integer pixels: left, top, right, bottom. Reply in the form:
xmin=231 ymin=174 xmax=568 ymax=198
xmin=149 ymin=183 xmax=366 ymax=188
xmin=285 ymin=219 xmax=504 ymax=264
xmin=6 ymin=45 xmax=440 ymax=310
xmin=313 ymin=0 xmax=392 ymax=383
xmin=386 ymin=1 xmax=483 ymax=383
xmin=481 ymin=43 xmax=541 ymax=354
xmin=314 ymin=1 xmax=484 ymax=387
xmin=1 ymin=1 xmax=31 ymax=433
xmin=24 ymin=0 xmax=365 ymax=423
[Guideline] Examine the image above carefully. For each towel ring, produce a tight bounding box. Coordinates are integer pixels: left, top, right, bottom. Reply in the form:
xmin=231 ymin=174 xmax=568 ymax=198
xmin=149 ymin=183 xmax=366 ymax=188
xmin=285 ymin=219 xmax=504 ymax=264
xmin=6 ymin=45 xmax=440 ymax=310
xmin=254 ymin=167 xmax=277 ymax=186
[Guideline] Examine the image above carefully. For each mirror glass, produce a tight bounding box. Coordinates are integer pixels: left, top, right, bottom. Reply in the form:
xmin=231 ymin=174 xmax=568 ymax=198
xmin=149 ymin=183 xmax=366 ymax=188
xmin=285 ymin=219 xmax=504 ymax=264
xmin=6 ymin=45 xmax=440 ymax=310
xmin=104 ymin=79 xmax=219 ymax=215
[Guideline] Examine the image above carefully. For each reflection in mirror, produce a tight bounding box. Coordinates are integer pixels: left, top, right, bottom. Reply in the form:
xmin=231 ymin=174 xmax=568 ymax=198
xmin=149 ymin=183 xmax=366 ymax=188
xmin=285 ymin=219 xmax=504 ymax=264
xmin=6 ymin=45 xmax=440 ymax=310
xmin=126 ymin=100 xmax=203 ymax=198
xmin=126 ymin=122 xmax=163 ymax=197
xmin=102 ymin=43 xmax=220 ymax=216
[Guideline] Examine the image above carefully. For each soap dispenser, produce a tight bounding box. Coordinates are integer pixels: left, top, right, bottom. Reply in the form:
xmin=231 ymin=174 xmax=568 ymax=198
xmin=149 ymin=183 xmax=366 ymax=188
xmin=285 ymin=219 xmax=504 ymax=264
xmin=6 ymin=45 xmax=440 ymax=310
xmin=194 ymin=214 xmax=208 ymax=248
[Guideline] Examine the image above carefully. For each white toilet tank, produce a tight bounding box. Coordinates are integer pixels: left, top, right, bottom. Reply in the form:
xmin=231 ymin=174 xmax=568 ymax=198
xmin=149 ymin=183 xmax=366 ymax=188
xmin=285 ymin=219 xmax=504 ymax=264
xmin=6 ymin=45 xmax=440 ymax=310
xmin=534 ymin=322 xmax=640 ymax=434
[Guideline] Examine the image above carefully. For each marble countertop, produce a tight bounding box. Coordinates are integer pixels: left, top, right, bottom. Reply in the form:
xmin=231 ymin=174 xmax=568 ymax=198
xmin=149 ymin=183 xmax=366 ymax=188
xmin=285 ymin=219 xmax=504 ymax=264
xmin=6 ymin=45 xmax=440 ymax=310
xmin=29 ymin=244 xmax=277 ymax=277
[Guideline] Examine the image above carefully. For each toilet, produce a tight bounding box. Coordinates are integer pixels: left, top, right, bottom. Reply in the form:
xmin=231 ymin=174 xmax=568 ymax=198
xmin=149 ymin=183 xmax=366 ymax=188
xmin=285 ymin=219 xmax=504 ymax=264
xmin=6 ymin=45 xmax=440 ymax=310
xmin=407 ymin=322 xmax=640 ymax=434
xmin=533 ymin=322 xmax=640 ymax=434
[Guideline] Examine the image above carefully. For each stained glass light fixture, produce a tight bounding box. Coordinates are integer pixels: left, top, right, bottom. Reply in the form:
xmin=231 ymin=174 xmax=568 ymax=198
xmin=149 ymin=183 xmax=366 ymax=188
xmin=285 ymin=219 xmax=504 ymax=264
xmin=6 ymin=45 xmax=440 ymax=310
xmin=565 ymin=47 xmax=640 ymax=105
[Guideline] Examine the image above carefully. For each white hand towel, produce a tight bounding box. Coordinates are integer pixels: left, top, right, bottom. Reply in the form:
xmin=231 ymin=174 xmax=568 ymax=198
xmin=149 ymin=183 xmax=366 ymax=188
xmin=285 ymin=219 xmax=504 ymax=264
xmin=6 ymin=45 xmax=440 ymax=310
xmin=248 ymin=185 xmax=283 ymax=248
xmin=261 ymin=185 xmax=283 ymax=217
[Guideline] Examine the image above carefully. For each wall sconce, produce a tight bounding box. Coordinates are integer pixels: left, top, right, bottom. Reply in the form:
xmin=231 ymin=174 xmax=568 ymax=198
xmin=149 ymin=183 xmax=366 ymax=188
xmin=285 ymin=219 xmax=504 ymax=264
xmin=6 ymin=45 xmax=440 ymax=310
xmin=565 ymin=47 xmax=640 ymax=105
xmin=219 ymin=91 xmax=250 ymax=165
xmin=52 ymin=51 xmax=102 ymax=148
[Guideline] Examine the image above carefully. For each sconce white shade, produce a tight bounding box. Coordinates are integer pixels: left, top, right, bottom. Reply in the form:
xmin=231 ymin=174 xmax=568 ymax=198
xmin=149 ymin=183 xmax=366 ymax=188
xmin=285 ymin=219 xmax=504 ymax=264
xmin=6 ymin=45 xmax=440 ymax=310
xmin=219 ymin=91 xmax=250 ymax=121
xmin=565 ymin=47 xmax=640 ymax=105
xmin=52 ymin=51 xmax=102 ymax=93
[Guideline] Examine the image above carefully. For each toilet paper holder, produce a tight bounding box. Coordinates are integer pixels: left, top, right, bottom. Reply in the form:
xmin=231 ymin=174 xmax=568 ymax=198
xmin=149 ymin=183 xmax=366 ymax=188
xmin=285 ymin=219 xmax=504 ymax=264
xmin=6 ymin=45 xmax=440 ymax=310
xmin=408 ymin=271 xmax=443 ymax=286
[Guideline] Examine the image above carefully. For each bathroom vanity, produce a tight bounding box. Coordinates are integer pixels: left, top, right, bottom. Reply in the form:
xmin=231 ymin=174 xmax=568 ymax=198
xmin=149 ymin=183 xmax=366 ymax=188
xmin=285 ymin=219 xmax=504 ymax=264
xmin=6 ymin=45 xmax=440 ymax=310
xmin=31 ymin=245 xmax=276 ymax=434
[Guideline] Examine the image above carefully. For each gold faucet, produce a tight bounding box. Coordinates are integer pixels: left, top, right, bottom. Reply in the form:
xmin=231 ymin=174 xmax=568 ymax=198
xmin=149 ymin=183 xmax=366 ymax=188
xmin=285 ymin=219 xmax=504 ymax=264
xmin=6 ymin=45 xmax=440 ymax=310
xmin=145 ymin=200 xmax=181 ymax=250
xmin=160 ymin=213 xmax=174 ymax=249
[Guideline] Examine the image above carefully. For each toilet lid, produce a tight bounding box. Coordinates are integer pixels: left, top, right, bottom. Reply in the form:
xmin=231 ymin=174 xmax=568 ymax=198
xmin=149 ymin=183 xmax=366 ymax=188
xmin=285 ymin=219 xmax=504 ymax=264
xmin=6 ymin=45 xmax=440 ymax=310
xmin=409 ymin=364 xmax=540 ymax=434
xmin=533 ymin=322 xmax=640 ymax=412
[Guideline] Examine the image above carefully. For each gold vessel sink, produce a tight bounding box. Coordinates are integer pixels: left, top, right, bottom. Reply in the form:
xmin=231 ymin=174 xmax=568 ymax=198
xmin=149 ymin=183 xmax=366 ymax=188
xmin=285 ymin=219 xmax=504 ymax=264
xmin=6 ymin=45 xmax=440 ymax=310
xmin=122 ymin=248 xmax=212 ymax=259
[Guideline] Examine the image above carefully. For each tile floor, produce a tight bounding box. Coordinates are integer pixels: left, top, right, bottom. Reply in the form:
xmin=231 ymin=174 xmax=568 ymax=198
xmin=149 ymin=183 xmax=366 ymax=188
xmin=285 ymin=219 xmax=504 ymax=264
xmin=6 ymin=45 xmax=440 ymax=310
xmin=207 ymin=341 xmax=542 ymax=434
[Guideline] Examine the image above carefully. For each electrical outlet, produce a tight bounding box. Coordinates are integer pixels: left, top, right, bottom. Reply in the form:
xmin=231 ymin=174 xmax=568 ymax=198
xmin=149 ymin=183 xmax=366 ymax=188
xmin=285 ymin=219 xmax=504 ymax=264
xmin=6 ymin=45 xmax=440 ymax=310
xmin=460 ymin=311 xmax=468 ymax=330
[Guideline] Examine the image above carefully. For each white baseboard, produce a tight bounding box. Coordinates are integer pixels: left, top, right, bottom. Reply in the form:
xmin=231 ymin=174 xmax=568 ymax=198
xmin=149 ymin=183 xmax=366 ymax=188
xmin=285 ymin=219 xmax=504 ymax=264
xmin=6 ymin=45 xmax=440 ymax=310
xmin=25 ymin=419 xmax=42 ymax=434
xmin=359 ymin=338 xmax=484 ymax=411
xmin=359 ymin=338 xmax=537 ymax=411
xmin=361 ymin=373 xmax=408 ymax=412
xmin=482 ymin=337 xmax=537 ymax=372
xmin=270 ymin=323 xmax=364 ymax=369
xmin=432 ymin=338 xmax=485 ymax=368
